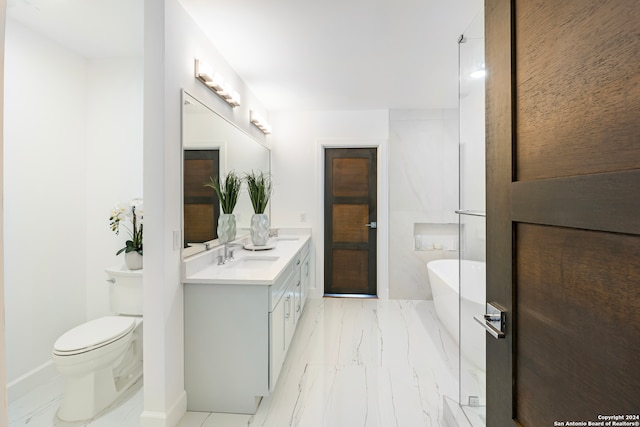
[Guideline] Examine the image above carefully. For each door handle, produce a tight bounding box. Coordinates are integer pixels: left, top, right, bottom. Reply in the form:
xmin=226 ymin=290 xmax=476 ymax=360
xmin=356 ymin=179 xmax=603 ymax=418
xmin=474 ymin=302 xmax=506 ymax=339
xmin=365 ymin=222 xmax=377 ymax=229
xmin=285 ymin=296 xmax=291 ymax=319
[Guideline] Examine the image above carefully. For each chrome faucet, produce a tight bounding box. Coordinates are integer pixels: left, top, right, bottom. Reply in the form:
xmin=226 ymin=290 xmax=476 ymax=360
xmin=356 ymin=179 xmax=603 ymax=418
xmin=224 ymin=243 xmax=244 ymax=261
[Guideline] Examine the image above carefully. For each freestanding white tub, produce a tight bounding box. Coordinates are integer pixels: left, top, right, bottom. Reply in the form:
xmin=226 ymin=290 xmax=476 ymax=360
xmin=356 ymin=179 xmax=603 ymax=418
xmin=427 ymin=259 xmax=486 ymax=370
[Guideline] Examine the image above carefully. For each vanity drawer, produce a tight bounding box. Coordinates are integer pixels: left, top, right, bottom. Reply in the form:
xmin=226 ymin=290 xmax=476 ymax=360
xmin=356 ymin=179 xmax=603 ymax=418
xmin=299 ymin=240 xmax=310 ymax=261
xmin=270 ymin=266 xmax=294 ymax=312
xmin=269 ymin=244 xmax=306 ymax=311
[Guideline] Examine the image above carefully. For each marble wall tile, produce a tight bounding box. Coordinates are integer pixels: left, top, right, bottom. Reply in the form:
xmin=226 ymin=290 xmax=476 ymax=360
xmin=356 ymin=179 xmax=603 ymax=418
xmin=389 ymin=110 xmax=459 ymax=300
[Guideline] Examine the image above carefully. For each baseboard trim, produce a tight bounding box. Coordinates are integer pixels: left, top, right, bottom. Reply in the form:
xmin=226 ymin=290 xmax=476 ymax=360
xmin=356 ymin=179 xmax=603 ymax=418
xmin=7 ymin=360 xmax=58 ymax=403
xmin=139 ymin=390 xmax=187 ymax=427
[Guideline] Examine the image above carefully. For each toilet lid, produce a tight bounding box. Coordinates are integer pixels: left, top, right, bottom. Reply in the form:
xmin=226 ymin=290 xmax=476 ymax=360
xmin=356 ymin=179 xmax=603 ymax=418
xmin=53 ymin=316 xmax=136 ymax=355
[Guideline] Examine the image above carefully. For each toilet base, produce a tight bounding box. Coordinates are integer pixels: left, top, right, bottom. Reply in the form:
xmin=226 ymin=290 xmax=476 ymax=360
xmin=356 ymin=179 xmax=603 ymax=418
xmin=55 ymin=320 xmax=143 ymax=422
xmin=57 ymin=361 xmax=142 ymax=422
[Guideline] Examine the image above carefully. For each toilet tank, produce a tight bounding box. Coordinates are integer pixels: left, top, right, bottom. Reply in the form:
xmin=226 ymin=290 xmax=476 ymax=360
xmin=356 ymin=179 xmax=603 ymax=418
xmin=105 ymin=265 xmax=143 ymax=316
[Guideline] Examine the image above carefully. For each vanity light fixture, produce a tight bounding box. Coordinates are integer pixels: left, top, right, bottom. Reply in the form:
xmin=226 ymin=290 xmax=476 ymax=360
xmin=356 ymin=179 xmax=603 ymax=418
xmin=250 ymin=110 xmax=272 ymax=134
xmin=195 ymin=58 xmax=213 ymax=83
xmin=207 ymin=73 xmax=224 ymax=91
xmin=194 ymin=58 xmax=241 ymax=108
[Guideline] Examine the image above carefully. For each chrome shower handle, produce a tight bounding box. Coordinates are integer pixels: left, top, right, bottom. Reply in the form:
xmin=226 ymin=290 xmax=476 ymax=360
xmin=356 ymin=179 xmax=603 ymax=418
xmin=474 ymin=302 xmax=506 ymax=339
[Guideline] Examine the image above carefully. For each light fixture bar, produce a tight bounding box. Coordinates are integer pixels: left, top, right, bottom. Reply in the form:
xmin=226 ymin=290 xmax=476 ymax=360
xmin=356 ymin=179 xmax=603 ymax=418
xmin=194 ymin=58 xmax=241 ymax=108
xmin=250 ymin=110 xmax=272 ymax=134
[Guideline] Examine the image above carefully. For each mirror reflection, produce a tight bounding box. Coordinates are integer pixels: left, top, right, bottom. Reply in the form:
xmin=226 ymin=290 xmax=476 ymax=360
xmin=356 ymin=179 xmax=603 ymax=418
xmin=182 ymin=91 xmax=270 ymax=258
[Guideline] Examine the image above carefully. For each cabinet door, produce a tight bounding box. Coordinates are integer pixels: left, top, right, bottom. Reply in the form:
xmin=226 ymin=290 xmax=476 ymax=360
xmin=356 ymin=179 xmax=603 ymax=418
xmin=284 ymin=288 xmax=296 ymax=351
xmin=269 ymin=301 xmax=286 ymax=391
xmin=300 ymin=254 xmax=310 ymax=314
xmin=293 ymin=269 xmax=302 ymax=325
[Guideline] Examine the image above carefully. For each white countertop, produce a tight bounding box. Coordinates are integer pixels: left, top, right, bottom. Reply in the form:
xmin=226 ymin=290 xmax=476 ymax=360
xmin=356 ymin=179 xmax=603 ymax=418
xmin=183 ymin=235 xmax=310 ymax=285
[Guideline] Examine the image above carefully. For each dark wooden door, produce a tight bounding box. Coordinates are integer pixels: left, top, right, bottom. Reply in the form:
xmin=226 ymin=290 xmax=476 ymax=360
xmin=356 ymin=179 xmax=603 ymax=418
xmin=183 ymin=149 xmax=220 ymax=247
xmin=324 ymin=148 xmax=377 ymax=296
xmin=486 ymin=1 xmax=640 ymax=425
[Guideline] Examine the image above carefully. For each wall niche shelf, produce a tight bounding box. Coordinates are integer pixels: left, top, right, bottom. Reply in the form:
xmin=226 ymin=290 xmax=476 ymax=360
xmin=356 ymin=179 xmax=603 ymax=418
xmin=413 ymin=223 xmax=458 ymax=251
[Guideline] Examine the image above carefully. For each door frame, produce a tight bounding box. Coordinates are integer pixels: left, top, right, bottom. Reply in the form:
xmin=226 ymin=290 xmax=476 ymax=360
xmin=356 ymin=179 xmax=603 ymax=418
xmin=316 ymin=138 xmax=389 ymax=300
xmin=485 ymin=0 xmax=514 ymax=424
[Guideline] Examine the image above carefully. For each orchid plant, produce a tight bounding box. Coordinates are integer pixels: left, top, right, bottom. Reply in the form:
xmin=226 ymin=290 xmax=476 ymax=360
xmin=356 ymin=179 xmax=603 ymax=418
xmin=109 ymin=198 xmax=143 ymax=256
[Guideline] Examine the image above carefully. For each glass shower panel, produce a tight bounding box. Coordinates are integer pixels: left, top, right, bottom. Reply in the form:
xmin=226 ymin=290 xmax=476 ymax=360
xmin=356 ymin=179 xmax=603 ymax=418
xmin=458 ymin=7 xmax=486 ymax=426
xmin=459 ymin=214 xmax=486 ymax=417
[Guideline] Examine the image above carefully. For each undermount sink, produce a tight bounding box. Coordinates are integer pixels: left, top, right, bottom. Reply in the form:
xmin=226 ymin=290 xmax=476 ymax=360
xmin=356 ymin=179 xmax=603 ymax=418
xmin=233 ymin=256 xmax=279 ymax=269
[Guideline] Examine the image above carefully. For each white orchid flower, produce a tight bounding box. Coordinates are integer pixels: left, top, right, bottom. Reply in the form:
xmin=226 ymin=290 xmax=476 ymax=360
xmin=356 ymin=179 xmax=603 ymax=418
xmin=110 ymin=198 xmax=144 ymax=256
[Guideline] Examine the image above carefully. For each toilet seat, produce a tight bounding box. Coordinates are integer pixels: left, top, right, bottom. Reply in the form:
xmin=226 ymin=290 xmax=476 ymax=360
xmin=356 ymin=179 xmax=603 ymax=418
xmin=53 ymin=316 xmax=136 ymax=356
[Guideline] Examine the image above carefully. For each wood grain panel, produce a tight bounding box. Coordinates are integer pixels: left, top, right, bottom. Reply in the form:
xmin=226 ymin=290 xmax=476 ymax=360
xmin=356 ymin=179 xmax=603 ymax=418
xmin=184 ymin=204 xmax=215 ymax=244
xmin=333 ymin=158 xmax=369 ymax=197
xmin=333 ymin=204 xmax=368 ymax=243
xmin=325 ymin=148 xmax=377 ymax=296
xmin=331 ymin=249 xmax=368 ymax=294
xmin=184 ymin=159 xmax=216 ymax=198
xmin=516 ymin=223 xmax=640 ymax=425
xmin=184 ymin=150 xmax=219 ymax=246
xmin=515 ymin=0 xmax=640 ymax=181
xmin=488 ymin=1 xmax=640 ymax=425
xmin=512 ymin=170 xmax=640 ymax=235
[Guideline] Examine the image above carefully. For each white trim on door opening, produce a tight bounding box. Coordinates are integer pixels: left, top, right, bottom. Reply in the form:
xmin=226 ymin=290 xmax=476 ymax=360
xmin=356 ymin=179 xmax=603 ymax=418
xmin=315 ymin=138 xmax=389 ymax=300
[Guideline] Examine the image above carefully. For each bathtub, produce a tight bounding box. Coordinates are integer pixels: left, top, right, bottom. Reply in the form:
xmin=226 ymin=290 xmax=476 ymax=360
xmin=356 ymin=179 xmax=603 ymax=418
xmin=427 ymin=259 xmax=486 ymax=370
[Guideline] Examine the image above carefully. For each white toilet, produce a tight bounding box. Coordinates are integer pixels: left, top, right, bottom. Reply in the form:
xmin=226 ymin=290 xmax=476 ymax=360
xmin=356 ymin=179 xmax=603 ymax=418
xmin=52 ymin=265 xmax=143 ymax=422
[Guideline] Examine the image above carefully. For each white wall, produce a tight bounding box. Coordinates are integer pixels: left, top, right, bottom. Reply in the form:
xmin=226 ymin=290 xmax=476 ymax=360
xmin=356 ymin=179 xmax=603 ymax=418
xmin=142 ymin=0 xmax=271 ymax=424
xmin=4 ymin=19 xmax=88 ymax=393
xmin=1 ymin=1 xmax=7 ymax=425
xmin=269 ymin=110 xmax=389 ymax=298
xmin=85 ymin=58 xmax=143 ymax=319
xmin=388 ymin=109 xmax=459 ymax=299
xmin=4 ymin=19 xmax=143 ymax=399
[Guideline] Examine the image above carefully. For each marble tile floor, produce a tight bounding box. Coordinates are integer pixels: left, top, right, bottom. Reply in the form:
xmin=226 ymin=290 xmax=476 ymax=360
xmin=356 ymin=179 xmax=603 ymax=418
xmin=8 ymin=375 xmax=143 ymax=427
xmin=9 ymin=298 xmax=472 ymax=427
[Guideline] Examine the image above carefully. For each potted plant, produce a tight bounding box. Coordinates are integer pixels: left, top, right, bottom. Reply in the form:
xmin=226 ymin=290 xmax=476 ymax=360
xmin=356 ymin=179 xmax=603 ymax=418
xmin=109 ymin=198 xmax=143 ymax=270
xmin=204 ymin=171 xmax=242 ymax=244
xmin=245 ymin=170 xmax=273 ymax=246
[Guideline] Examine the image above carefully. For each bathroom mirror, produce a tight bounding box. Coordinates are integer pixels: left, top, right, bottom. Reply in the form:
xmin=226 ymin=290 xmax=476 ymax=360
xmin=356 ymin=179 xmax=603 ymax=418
xmin=182 ymin=90 xmax=270 ymax=258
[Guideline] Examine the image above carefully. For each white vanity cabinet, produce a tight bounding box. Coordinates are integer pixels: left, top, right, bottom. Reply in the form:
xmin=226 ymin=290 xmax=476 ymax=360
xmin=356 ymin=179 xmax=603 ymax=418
xmin=183 ymin=236 xmax=310 ymax=415
xmin=268 ymin=253 xmax=300 ymax=392
xmin=299 ymin=246 xmax=311 ymax=319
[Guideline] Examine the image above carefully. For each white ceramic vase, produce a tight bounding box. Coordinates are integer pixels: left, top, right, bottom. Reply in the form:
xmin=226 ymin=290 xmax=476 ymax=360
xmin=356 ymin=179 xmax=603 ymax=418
xmin=217 ymin=213 xmax=237 ymax=244
xmin=250 ymin=213 xmax=270 ymax=246
xmin=124 ymin=251 xmax=143 ymax=270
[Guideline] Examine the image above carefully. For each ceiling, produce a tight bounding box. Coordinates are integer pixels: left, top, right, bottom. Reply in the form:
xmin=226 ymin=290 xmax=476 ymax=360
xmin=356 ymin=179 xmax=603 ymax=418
xmin=6 ymin=0 xmax=483 ymax=111
xmin=6 ymin=0 xmax=144 ymax=58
